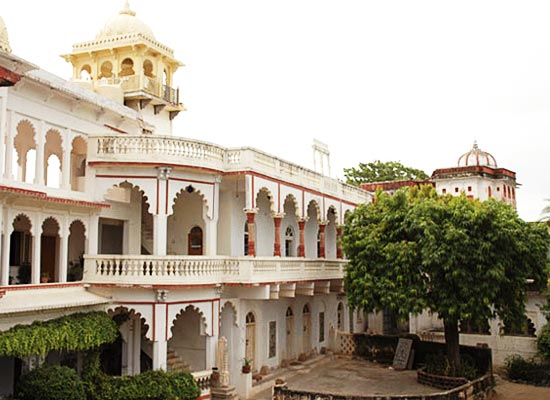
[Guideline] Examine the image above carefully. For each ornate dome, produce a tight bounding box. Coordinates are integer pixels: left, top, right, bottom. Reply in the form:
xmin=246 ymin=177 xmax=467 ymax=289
xmin=96 ymin=1 xmax=155 ymax=40
xmin=457 ymin=141 xmax=497 ymax=168
xmin=0 ymin=16 xmax=12 ymax=53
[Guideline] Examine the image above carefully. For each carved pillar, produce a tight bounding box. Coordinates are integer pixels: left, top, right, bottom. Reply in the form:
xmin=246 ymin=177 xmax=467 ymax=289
xmin=61 ymin=129 xmax=71 ymax=190
xmin=3 ymin=111 xmax=14 ymax=180
xmin=218 ymin=336 xmax=230 ymax=387
xmin=272 ymin=214 xmax=283 ymax=257
xmin=0 ymin=207 xmax=10 ymax=286
xmin=34 ymin=121 xmax=45 ymax=186
xmin=244 ymin=209 xmax=257 ymax=256
xmin=58 ymin=232 xmax=68 ymax=283
xmin=318 ymin=222 xmax=327 ymax=258
xmin=298 ymin=218 xmax=306 ymax=257
xmin=31 ymin=221 xmax=41 ymax=285
xmin=336 ymin=226 xmax=343 ymax=259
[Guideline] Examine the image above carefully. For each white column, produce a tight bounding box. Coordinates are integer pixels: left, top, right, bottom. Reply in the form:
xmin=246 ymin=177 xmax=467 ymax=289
xmin=0 ymin=89 xmax=7 ymax=177
xmin=204 ymin=217 xmax=218 ymax=256
xmin=3 ymin=111 xmax=14 ymax=180
xmin=31 ymin=221 xmax=41 ymax=284
xmin=34 ymin=121 xmax=45 ymax=186
xmin=153 ymin=214 xmax=167 ymax=256
xmin=58 ymin=232 xmax=68 ymax=283
xmin=87 ymin=215 xmax=99 ymax=255
xmin=61 ymin=129 xmax=71 ymax=190
xmin=152 ymin=302 xmax=167 ymax=370
xmin=0 ymin=207 xmax=9 ymax=286
xmin=132 ymin=318 xmax=142 ymax=375
xmin=205 ymin=335 xmax=218 ymax=370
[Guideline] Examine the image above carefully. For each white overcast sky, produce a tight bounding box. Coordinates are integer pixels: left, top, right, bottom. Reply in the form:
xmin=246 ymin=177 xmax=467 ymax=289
xmin=2 ymin=1 xmax=550 ymax=221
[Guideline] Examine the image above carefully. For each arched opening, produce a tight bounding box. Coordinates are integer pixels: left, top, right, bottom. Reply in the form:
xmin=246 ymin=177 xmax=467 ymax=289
xmin=119 ymin=58 xmax=135 ymax=77
xmin=243 ymin=222 xmax=249 ymax=256
xmin=99 ymin=61 xmax=113 ymax=79
xmin=168 ymin=186 xmax=205 ymax=255
xmin=70 ymin=136 xmax=87 ymax=192
xmin=79 ymin=65 xmax=92 ymax=80
xmin=284 ymin=226 xmax=294 ymax=257
xmin=143 ymin=59 xmax=154 ymax=78
xmin=325 ymin=207 xmax=337 ymax=259
xmin=13 ymin=120 xmax=36 ymax=183
xmin=337 ymin=302 xmax=344 ymax=331
xmin=188 ymin=226 xmax=203 ymax=255
xmin=302 ymin=304 xmax=311 ymax=355
xmin=169 ymin=306 xmax=207 ymax=372
xmin=305 ymin=201 xmax=319 ymax=258
xmin=285 ymin=307 xmax=294 ymax=360
xmin=46 ymin=155 xmax=61 ymax=188
xmin=44 ymin=129 xmax=63 ymax=186
xmin=41 ymin=217 xmax=60 ymax=283
xmin=255 ymin=189 xmax=274 ymax=256
xmin=9 ymin=214 xmax=32 ymax=285
xmin=67 ymin=220 xmax=85 ymax=282
xmin=245 ymin=312 xmax=256 ymax=370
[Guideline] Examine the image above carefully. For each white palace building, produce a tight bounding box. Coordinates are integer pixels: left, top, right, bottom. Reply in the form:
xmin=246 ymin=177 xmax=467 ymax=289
xmin=0 ymin=2 xmax=545 ymax=398
xmin=0 ymin=3 xmax=370 ymax=397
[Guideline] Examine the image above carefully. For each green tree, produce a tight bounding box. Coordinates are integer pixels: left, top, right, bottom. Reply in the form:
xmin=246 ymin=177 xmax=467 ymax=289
xmin=344 ymin=160 xmax=429 ymax=185
xmin=343 ymin=186 xmax=550 ymax=373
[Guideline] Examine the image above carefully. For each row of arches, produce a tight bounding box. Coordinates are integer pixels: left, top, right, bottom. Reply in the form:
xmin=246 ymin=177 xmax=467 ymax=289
xmin=6 ymin=119 xmax=87 ymax=191
xmin=84 ymin=58 xmax=167 ymax=82
xmin=4 ymin=214 xmax=86 ymax=285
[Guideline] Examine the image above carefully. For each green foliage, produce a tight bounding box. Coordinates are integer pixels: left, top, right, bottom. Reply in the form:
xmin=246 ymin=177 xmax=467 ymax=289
xmin=537 ymin=323 xmax=550 ymax=360
xmin=343 ymin=186 xmax=550 ymax=369
xmin=504 ymin=354 xmax=550 ymax=385
xmin=344 ymin=160 xmax=429 ymax=185
xmin=0 ymin=312 xmax=118 ymax=357
xmin=15 ymin=364 xmax=86 ymax=400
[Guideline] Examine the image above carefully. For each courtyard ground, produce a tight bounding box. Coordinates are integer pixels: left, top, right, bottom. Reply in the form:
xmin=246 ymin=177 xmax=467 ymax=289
xmin=250 ymin=356 xmax=550 ymax=399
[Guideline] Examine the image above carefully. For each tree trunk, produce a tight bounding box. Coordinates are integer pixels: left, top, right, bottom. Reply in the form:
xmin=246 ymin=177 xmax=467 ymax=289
xmin=443 ymin=319 xmax=460 ymax=374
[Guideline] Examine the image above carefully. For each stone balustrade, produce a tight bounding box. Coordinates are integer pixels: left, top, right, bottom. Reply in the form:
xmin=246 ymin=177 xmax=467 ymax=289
xmin=192 ymin=369 xmax=213 ymax=397
xmin=84 ymin=255 xmax=346 ymax=286
xmin=89 ymin=135 xmax=368 ymax=205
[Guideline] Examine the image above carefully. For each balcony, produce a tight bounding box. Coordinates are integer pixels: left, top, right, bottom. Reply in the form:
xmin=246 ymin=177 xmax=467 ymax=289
xmin=99 ymin=75 xmax=179 ymax=106
xmin=84 ymin=255 xmax=346 ymax=287
xmin=89 ymin=135 xmax=369 ymax=205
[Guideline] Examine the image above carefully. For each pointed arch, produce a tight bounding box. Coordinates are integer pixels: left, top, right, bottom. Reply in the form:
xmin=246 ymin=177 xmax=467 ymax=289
xmin=221 ymin=301 xmax=239 ymax=327
xmin=255 ymin=187 xmax=276 ymax=214
xmin=169 ymin=304 xmax=208 ymax=339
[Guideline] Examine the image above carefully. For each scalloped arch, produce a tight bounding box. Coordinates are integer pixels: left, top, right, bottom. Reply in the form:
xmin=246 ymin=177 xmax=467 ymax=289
xmin=107 ymin=181 xmax=153 ymax=215
xmin=256 ymin=187 xmax=275 ymax=213
xmin=69 ymin=218 xmax=87 ymax=238
xmin=326 ymin=205 xmax=338 ymax=222
xmin=283 ymin=193 xmax=299 ymax=217
xmin=71 ymin=135 xmax=87 ymax=153
xmin=12 ymin=213 xmax=32 ymax=232
xmin=107 ymin=306 xmax=151 ymax=338
xmin=169 ymin=304 xmax=208 ymax=339
xmin=169 ymin=185 xmax=209 ymax=217
xmin=306 ymin=199 xmax=321 ymax=221
xmin=41 ymin=216 xmax=60 ymax=234
xmin=221 ymin=301 xmax=239 ymax=327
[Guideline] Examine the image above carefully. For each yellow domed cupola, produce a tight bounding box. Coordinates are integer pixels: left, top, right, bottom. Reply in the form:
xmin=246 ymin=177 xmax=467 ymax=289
xmin=0 ymin=16 xmax=12 ymax=53
xmin=62 ymin=1 xmax=184 ymax=120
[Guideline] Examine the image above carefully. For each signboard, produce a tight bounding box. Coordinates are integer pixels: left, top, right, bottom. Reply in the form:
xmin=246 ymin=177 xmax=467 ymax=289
xmin=392 ymin=338 xmax=413 ymax=370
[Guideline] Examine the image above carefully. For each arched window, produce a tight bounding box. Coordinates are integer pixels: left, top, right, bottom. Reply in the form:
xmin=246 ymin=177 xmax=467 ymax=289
xmin=119 ymin=58 xmax=135 ymax=77
xmin=80 ymin=65 xmax=92 ymax=80
xmin=99 ymin=61 xmax=113 ymax=79
xmin=188 ymin=226 xmax=203 ymax=255
xmin=286 ymin=307 xmax=293 ymax=317
xmin=143 ymin=59 xmax=154 ymax=77
xmin=285 ymin=226 xmax=294 ymax=257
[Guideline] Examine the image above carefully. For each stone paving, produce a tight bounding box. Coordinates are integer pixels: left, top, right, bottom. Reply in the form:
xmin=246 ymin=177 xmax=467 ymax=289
xmin=251 ymin=356 xmax=550 ymax=400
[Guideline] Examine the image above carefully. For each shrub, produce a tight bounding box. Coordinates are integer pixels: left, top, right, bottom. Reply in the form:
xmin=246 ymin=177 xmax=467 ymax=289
xmin=15 ymin=364 xmax=85 ymax=400
xmin=424 ymin=353 xmax=480 ymax=380
xmin=504 ymin=354 xmax=550 ymax=385
xmin=537 ymin=323 xmax=550 ymax=360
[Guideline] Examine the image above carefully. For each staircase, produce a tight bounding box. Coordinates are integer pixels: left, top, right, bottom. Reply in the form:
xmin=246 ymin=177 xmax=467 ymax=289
xmin=167 ymin=348 xmax=191 ymax=372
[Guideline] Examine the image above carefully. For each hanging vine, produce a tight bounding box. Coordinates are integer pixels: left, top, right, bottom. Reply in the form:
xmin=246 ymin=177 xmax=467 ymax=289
xmin=0 ymin=311 xmax=118 ymax=357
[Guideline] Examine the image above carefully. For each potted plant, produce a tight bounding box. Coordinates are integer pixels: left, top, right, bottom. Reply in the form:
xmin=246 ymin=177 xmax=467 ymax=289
xmin=242 ymin=358 xmax=251 ymax=374
xmin=40 ymin=272 xmax=51 ymax=283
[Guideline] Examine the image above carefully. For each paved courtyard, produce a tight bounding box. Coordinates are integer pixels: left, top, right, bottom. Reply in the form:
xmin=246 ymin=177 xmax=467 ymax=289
xmin=251 ymin=356 xmax=550 ymax=400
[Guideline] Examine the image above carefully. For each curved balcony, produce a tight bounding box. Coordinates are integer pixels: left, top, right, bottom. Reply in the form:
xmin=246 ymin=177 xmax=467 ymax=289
xmin=83 ymin=255 xmax=346 ymax=286
xmin=89 ymin=135 xmax=369 ymax=204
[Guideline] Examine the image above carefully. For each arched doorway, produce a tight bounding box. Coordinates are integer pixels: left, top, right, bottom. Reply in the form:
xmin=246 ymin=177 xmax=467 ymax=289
xmin=169 ymin=306 xmax=207 ymax=372
xmin=337 ymin=302 xmax=344 ymax=331
xmin=188 ymin=226 xmax=203 ymax=255
xmin=9 ymin=214 xmax=32 ymax=285
xmin=302 ymin=304 xmax=311 ymax=354
xmin=168 ymin=186 xmax=205 ymax=255
xmin=41 ymin=217 xmax=60 ymax=283
xmin=245 ymin=312 xmax=256 ymax=370
xmin=67 ymin=220 xmax=85 ymax=281
xmin=285 ymin=307 xmax=294 ymax=360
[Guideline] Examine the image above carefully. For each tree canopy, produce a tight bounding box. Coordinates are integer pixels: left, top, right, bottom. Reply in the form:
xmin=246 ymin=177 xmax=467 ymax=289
xmin=344 ymin=160 xmax=429 ymax=185
xmin=343 ymin=186 xmax=550 ymax=371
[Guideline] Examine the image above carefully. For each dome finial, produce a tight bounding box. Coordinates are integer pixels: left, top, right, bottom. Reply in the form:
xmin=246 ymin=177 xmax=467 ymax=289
xmin=0 ymin=16 xmax=12 ymax=53
xmin=120 ymin=1 xmax=136 ymax=17
xmin=473 ymin=139 xmax=478 ymax=149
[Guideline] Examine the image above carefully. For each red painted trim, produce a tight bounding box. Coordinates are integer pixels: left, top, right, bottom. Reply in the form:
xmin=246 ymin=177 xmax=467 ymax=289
xmin=0 ymin=282 xmax=83 ymax=290
xmin=0 ymin=66 xmax=22 ymax=85
xmin=89 ymin=161 xmax=224 ymax=174
xmin=251 ymin=175 xmax=255 ymax=208
xmin=95 ymin=174 xmax=157 ymax=179
xmin=165 ymin=179 xmax=169 ymax=215
xmin=302 ymin=191 xmax=305 ymax=218
xmin=156 ymin=179 xmax=160 ymax=215
xmin=152 ymin=304 xmax=157 ymax=341
xmin=103 ymin=124 xmax=127 ymax=134
xmin=0 ymin=185 xmax=109 ymax=208
xmin=169 ymin=177 xmax=215 ymax=186
xmin=277 ymin=182 xmax=281 ymax=213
